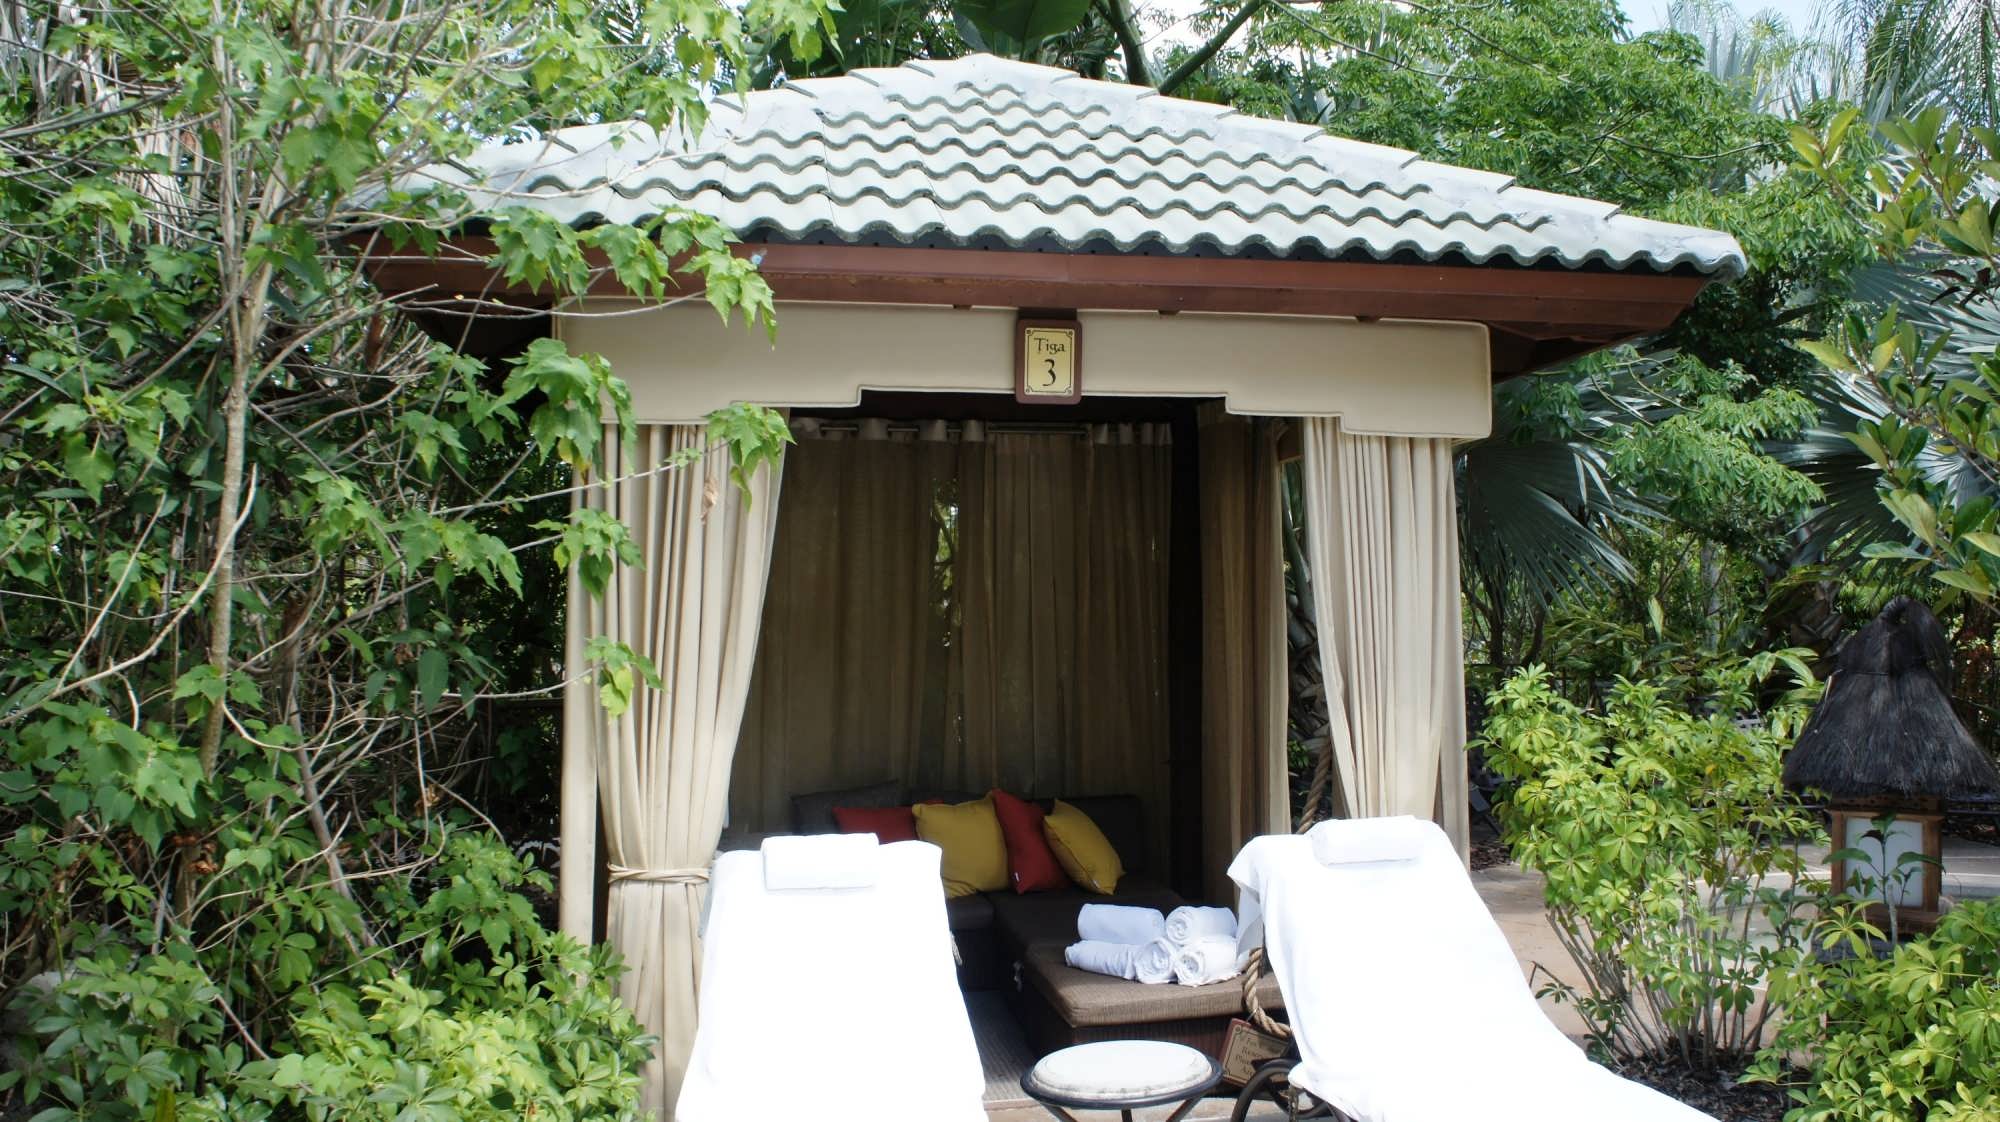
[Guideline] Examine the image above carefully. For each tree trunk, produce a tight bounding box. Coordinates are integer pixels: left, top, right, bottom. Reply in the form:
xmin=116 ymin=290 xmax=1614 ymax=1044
xmin=1699 ymin=540 xmax=1722 ymax=653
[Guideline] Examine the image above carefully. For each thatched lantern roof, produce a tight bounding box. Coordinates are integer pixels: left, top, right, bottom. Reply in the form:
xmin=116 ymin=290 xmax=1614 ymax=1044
xmin=1785 ymin=596 xmax=2000 ymax=801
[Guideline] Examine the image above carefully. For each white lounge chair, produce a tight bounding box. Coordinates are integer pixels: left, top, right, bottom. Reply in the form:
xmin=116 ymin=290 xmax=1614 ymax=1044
xmin=676 ymin=836 xmax=987 ymax=1122
xmin=1225 ymin=819 xmax=1716 ymax=1122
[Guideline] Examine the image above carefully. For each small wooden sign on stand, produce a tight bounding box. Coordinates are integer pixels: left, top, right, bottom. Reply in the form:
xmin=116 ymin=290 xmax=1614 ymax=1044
xmin=1220 ymin=1017 xmax=1290 ymax=1086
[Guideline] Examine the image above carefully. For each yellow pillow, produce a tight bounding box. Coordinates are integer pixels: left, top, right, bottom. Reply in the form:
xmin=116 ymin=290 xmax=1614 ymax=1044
xmin=913 ymin=796 xmax=1009 ymax=898
xmin=1042 ymin=799 xmax=1123 ymax=895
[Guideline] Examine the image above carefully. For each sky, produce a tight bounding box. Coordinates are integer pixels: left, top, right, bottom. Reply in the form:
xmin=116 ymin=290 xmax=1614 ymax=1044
xmin=1139 ymin=0 xmax=1835 ymax=51
xmin=1618 ymin=0 xmax=1828 ymax=33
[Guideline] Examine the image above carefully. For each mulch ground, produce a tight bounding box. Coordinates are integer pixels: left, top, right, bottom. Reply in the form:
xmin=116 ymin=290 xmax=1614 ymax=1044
xmin=1469 ymin=835 xmax=1510 ymax=870
xmin=1619 ymin=1055 xmax=1799 ymax=1122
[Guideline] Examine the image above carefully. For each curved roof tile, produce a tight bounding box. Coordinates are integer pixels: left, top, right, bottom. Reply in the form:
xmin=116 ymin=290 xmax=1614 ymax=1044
xmin=434 ymin=55 xmax=1747 ymax=279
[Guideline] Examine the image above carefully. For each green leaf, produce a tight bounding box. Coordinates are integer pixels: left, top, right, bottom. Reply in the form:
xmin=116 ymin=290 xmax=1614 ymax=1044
xmin=1961 ymin=532 xmax=2000 ymax=558
xmin=416 ymin=648 xmax=448 ymax=712
xmin=1883 ymin=489 xmax=1941 ymax=546
xmin=61 ymin=434 xmax=114 ymax=501
xmin=1797 ymin=339 xmax=1856 ymax=373
xmin=1935 ymin=567 xmax=1993 ymax=596
xmin=599 ymin=664 xmax=635 ymax=718
xmin=953 ymin=0 xmax=1088 ymax=52
xmin=32 ymin=403 xmax=89 ymax=434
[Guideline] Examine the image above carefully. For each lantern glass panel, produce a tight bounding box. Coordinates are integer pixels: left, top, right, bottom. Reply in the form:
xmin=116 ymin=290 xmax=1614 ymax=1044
xmin=1840 ymin=815 xmax=1926 ymax=908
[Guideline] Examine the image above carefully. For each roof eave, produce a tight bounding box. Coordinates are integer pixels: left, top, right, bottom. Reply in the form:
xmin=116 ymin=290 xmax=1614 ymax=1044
xmin=362 ymin=238 xmax=1722 ymax=378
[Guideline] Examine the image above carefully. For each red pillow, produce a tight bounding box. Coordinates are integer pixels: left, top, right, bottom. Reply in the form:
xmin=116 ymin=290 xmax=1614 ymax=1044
xmin=831 ymin=804 xmax=918 ymax=843
xmin=988 ymin=789 xmax=1069 ymax=894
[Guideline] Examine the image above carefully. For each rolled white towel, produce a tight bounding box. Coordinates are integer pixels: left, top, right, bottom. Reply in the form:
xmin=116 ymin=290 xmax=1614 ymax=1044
xmin=1171 ymin=935 xmax=1242 ymax=986
xmin=1133 ymin=938 xmax=1176 ymax=985
xmin=1163 ymin=905 xmax=1235 ymax=947
xmin=1064 ymin=940 xmax=1140 ymax=980
xmin=1306 ymin=815 xmax=1430 ymax=866
xmin=760 ymin=833 xmax=879 ymax=891
xmin=1077 ymin=903 xmax=1166 ymax=945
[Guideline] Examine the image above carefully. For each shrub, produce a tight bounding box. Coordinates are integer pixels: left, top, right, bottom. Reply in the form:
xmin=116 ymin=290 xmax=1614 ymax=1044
xmin=1479 ymin=656 xmax=1827 ymax=1069
xmin=1749 ymin=900 xmax=2000 ymax=1122
xmin=2 ymin=828 xmax=654 ymax=1122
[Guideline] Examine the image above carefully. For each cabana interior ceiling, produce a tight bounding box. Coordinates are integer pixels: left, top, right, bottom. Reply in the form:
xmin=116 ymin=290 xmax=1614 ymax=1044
xmin=371 ymin=53 xmax=1745 ymax=1119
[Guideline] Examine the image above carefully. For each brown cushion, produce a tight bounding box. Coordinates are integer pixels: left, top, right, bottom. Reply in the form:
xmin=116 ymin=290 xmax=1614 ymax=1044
xmin=1040 ymin=795 xmax=1147 ymax=876
xmin=988 ymin=881 xmax=1186 ymax=955
xmin=946 ymin=892 xmax=996 ymax=932
xmin=790 ymin=780 xmax=903 ymax=835
xmin=1021 ymin=944 xmax=1285 ymax=1028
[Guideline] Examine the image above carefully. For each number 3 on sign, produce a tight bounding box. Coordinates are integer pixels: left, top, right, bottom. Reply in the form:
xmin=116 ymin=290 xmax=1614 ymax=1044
xmin=1016 ymin=319 xmax=1081 ymax=404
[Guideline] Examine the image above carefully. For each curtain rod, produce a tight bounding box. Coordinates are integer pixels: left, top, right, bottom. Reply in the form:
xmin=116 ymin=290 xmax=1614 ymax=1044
xmin=792 ymin=418 xmax=1174 ymax=443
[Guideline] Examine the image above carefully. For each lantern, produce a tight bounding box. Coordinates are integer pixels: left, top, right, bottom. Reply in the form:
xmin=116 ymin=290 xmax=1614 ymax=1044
xmin=1785 ymin=597 xmax=1999 ymax=933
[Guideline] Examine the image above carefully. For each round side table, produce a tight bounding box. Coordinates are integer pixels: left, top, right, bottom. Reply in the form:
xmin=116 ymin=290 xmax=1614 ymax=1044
xmin=1021 ymin=1039 xmax=1223 ymax=1121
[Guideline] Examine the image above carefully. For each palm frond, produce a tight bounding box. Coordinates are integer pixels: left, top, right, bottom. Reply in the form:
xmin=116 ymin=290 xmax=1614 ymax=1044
xmin=1456 ymin=377 xmax=1641 ymax=609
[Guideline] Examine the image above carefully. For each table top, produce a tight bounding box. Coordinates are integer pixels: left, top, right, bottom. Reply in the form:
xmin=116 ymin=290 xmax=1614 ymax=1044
xmin=1021 ymin=1040 xmax=1222 ymax=1109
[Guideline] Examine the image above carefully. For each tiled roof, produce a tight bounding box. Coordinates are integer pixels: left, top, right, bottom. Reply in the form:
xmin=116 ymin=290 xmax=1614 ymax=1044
xmin=438 ymin=55 xmax=1746 ymax=278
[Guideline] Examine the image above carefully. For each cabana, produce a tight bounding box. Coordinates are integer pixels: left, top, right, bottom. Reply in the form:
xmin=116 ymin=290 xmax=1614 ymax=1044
xmin=368 ymin=55 xmax=1744 ymax=1115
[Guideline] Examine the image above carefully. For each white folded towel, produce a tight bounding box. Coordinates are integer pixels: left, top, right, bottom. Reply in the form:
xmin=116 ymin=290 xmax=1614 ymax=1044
xmin=1171 ymin=934 xmax=1243 ymax=986
xmin=1133 ymin=938 xmax=1176 ymax=985
xmin=1306 ymin=815 xmax=1429 ymax=866
xmin=1077 ymin=903 xmax=1166 ymax=945
xmin=1164 ymin=905 xmax=1236 ymax=947
xmin=760 ymin=833 xmax=880 ymax=891
xmin=1064 ymin=940 xmax=1140 ymax=980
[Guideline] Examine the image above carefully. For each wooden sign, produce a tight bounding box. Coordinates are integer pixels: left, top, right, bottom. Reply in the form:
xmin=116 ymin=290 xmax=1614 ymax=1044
xmin=1016 ymin=317 xmax=1081 ymax=404
xmin=1220 ymin=1017 xmax=1291 ymax=1086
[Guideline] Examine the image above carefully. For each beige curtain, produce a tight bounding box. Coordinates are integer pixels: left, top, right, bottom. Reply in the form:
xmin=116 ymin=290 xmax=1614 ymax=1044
xmin=1197 ymin=410 xmax=1290 ymax=900
xmin=1077 ymin=425 xmax=1175 ymax=869
xmin=954 ymin=428 xmax=1082 ymax=795
xmin=954 ymin=425 xmax=1174 ymax=866
xmin=1299 ymin=417 xmax=1469 ymax=854
xmin=564 ymin=423 xmax=783 ymax=1117
xmin=731 ymin=420 xmax=953 ymax=831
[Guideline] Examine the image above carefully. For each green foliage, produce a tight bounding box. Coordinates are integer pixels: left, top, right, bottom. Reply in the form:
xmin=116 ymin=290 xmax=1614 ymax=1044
xmin=0 ymin=0 xmax=819 ymax=1116
xmin=707 ymin=401 xmax=796 ymax=501
xmin=1478 ymin=658 xmax=1827 ymax=1067
xmin=1749 ymin=899 xmax=2000 ymax=1122
xmin=1795 ymin=106 xmax=2000 ymax=603
xmin=1196 ymin=0 xmax=1784 ymax=208
xmin=7 ymin=832 xmax=653 ymax=1122
xmin=1606 ymin=355 xmax=1825 ymax=549
xmin=1459 ymin=350 xmax=1828 ymax=676
xmin=953 ymin=0 xmax=1090 ymax=56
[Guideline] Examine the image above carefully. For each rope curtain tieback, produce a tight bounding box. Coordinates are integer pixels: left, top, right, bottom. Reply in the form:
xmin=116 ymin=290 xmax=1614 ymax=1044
xmin=1241 ymin=947 xmax=1291 ymax=1039
xmin=607 ymin=865 xmax=711 ymax=885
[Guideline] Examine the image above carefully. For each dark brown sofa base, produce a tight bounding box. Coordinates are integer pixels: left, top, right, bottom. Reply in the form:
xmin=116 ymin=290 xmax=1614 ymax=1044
xmin=1015 ymin=982 xmax=1250 ymax=1059
xmin=1009 ymin=945 xmax=1286 ymax=1062
xmin=953 ymin=924 xmax=1008 ymax=991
